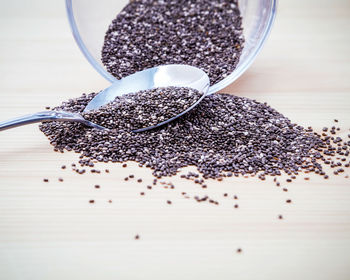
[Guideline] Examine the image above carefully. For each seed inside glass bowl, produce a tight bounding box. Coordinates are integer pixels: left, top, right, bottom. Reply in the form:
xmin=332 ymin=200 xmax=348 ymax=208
xmin=101 ymin=0 xmax=244 ymax=84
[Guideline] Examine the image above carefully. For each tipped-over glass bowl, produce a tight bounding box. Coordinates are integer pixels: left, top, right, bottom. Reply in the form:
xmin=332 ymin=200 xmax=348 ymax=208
xmin=66 ymin=0 xmax=277 ymax=94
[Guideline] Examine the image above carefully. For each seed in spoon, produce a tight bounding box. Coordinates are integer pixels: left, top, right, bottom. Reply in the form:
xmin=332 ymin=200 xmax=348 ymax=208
xmin=82 ymin=87 xmax=203 ymax=131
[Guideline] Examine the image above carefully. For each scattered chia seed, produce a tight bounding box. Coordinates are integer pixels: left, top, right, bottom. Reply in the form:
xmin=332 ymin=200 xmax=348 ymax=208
xmin=39 ymin=90 xmax=350 ymax=182
xmin=135 ymin=234 xmax=140 ymax=240
xmin=167 ymin=200 xmax=172 ymax=205
xmin=278 ymin=215 xmax=283 ymax=220
xmin=43 ymin=178 xmax=49 ymax=182
xmin=102 ymin=0 xmax=244 ymax=84
xmin=89 ymin=200 xmax=95 ymax=204
xmin=137 ymin=179 xmax=143 ymax=183
xmin=95 ymin=184 xmax=100 ymax=189
xmin=58 ymin=177 xmax=63 ymax=182
xmin=286 ymin=199 xmax=292 ymax=203
xmin=61 ymin=165 xmax=66 ymax=169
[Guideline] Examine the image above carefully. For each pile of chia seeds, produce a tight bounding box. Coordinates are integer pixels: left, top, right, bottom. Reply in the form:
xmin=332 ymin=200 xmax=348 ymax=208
xmin=102 ymin=0 xmax=244 ymax=84
xmin=39 ymin=88 xmax=350 ymax=179
xmin=83 ymin=86 xmax=202 ymax=131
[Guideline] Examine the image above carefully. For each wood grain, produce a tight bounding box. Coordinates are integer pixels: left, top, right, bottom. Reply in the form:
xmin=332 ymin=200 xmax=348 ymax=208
xmin=0 ymin=1 xmax=349 ymax=280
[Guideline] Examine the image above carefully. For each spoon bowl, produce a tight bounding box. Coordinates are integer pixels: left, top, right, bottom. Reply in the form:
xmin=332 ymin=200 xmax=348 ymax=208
xmin=0 ymin=64 xmax=210 ymax=132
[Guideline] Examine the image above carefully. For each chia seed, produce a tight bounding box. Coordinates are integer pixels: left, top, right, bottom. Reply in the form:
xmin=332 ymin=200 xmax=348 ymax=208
xmin=40 ymin=89 xmax=349 ymax=183
xmin=102 ymin=0 xmax=244 ymax=84
xmin=83 ymin=87 xmax=202 ymax=130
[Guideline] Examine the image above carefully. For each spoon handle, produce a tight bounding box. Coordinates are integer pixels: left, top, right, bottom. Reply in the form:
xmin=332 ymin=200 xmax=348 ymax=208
xmin=0 ymin=111 xmax=105 ymax=131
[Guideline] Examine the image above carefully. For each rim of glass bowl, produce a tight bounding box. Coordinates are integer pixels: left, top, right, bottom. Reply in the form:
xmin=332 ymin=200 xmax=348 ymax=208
xmin=65 ymin=0 xmax=277 ymax=94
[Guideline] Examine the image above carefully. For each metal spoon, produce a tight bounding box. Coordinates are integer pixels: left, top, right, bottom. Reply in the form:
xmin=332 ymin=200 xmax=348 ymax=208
xmin=0 ymin=64 xmax=210 ymax=132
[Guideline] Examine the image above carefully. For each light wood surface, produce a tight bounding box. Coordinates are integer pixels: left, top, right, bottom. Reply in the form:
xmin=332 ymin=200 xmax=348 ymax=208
xmin=0 ymin=1 xmax=350 ymax=280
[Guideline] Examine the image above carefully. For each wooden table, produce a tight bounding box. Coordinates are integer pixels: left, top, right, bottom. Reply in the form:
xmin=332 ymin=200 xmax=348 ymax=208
xmin=0 ymin=0 xmax=349 ymax=279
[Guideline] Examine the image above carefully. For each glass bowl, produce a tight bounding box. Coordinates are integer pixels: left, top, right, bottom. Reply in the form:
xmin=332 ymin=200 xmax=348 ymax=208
xmin=66 ymin=0 xmax=277 ymax=94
